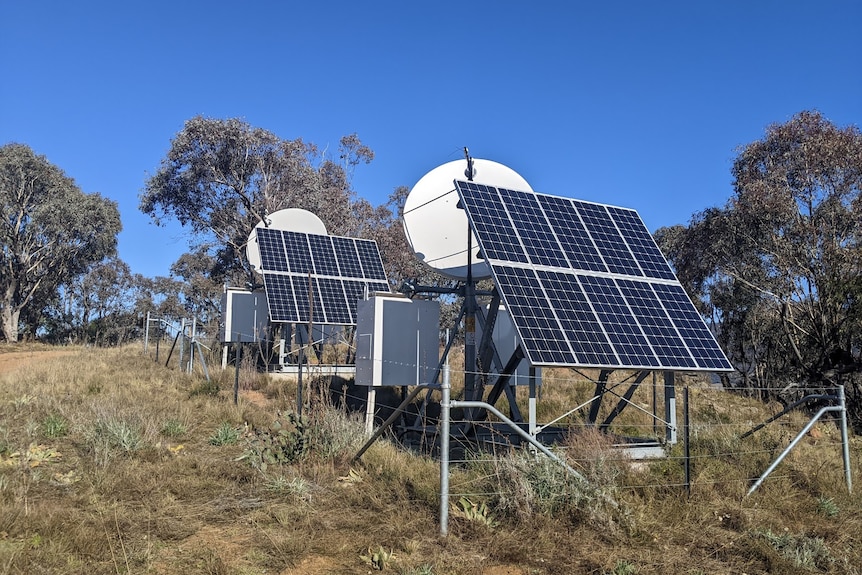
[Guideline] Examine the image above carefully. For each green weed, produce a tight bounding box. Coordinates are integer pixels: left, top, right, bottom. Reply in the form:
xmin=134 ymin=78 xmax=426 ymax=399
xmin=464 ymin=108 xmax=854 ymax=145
xmin=41 ymin=413 xmax=68 ymax=438
xmin=238 ymin=411 xmax=307 ymax=471
xmin=90 ymin=418 xmax=144 ymax=454
xmin=209 ymin=422 xmax=240 ymax=446
xmin=817 ymin=496 xmax=839 ymax=518
xmin=756 ymin=529 xmax=834 ymax=570
xmin=361 ymin=546 xmax=395 ymax=570
xmin=190 ymin=379 xmax=221 ymax=397
xmin=454 ymin=496 xmax=498 ymax=528
xmin=607 ymin=559 xmax=637 ymax=575
xmin=160 ymin=418 xmax=188 ymax=438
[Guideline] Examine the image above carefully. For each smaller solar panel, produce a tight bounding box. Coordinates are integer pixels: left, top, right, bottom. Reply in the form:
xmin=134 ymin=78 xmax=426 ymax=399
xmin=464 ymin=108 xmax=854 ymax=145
xmin=256 ymin=227 xmax=390 ymax=325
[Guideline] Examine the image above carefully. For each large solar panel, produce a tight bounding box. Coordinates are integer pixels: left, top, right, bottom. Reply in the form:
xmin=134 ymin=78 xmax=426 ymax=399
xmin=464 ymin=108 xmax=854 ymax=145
xmin=454 ymin=180 xmax=732 ymax=371
xmin=255 ymin=227 xmax=390 ymax=325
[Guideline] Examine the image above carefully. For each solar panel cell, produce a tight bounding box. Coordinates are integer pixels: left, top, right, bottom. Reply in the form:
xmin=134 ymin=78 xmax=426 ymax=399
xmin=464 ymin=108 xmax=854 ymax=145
xmin=261 ymin=274 xmax=296 ymax=322
xmin=493 ymin=266 xmax=574 ymax=365
xmin=497 ymin=187 xmax=568 ymax=268
xmin=578 ymin=275 xmax=660 ymax=368
xmin=331 ymin=236 xmax=363 ymax=278
xmin=616 ymin=279 xmax=696 ymax=368
xmin=283 ymin=231 xmax=313 ymax=275
xmin=307 ymin=234 xmax=340 ymax=276
xmin=538 ymin=195 xmax=607 ymax=273
xmin=457 ymin=182 xmax=528 ymax=263
xmin=355 ymin=239 xmax=388 ymax=280
xmin=538 ymin=270 xmax=618 ymax=366
xmin=574 ymin=201 xmax=642 ymax=277
xmin=256 ymin=227 xmax=288 ymax=272
xmin=652 ymin=284 xmax=731 ymax=370
xmin=607 ymin=207 xmax=676 ymax=280
xmin=316 ymin=277 xmax=352 ymax=324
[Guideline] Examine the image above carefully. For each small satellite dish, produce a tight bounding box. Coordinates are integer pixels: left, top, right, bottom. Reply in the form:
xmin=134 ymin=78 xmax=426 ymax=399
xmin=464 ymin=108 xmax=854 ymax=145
xmin=246 ymin=208 xmax=327 ymax=273
xmin=403 ymin=158 xmax=533 ymax=280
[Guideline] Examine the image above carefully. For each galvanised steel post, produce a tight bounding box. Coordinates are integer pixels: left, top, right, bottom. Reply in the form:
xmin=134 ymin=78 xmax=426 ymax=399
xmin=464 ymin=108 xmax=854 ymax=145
xmin=440 ymin=360 xmax=451 ymax=536
xmin=839 ymin=385 xmax=852 ymax=494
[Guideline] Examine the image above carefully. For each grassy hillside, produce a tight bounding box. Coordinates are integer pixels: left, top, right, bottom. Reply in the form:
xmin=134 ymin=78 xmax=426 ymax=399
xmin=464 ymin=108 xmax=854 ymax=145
xmin=0 ymin=345 xmax=860 ymax=574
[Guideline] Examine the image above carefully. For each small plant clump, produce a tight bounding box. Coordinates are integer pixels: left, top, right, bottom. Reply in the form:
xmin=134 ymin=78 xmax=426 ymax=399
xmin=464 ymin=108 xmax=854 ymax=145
xmin=208 ymin=422 xmax=240 ymax=446
xmin=467 ymin=446 xmax=621 ymax=530
xmin=606 ymin=559 xmax=638 ymax=575
xmin=817 ymin=496 xmax=839 ymax=518
xmin=265 ymin=474 xmax=309 ymax=497
xmin=89 ymin=417 xmax=144 ymax=455
xmin=41 ymin=413 xmax=69 ymax=438
xmin=360 ymin=545 xmax=395 ymax=571
xmin=453 ymin=496 xmax=498 ymax=528
xmin=239 ymin=411 xmax=308 ymax=472
xmin=756 ymin=529 xmax=834 ymax=570
xmin=189 ymin=379 xmax=221 ymax=397
xmin=160 ymin=418 xmax=188 ymax=438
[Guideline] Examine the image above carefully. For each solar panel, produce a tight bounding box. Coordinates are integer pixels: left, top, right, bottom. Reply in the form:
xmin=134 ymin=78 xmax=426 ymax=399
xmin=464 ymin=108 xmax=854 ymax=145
xmin=454 ymin=180 xmax=732 ymax=371
xmin=256 ymin=227 xmax=390 ymax=325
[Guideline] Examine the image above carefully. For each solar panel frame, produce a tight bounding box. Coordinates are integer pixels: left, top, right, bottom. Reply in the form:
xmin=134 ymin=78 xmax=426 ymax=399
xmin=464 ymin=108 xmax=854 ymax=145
xmin=454 ymin=180 xmax=732 ymax=371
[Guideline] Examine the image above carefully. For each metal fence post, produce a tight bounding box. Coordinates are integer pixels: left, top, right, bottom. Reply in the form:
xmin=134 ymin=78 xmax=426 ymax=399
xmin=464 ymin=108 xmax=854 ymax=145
xmin=440 ymin=360 xmax=451 ymax=537
xmin=839 ymin=385 xmax=853 ymax=494
xmin=684 ymin=386 xmax=690 ymax=496
xmin=144 ymin=311 xmax=150 ymax=353
xmin=664 ymin=371 xmax=677 ymax=444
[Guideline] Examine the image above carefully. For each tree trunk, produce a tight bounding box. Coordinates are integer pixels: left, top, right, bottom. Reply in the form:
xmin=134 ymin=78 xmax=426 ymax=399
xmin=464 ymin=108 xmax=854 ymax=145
xmin=1 ymin=306 xmax=20 ymax=342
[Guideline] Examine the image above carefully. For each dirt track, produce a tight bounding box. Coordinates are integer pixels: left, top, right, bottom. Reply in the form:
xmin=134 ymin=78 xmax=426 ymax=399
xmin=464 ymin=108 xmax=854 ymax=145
xmin=0 ymin=350 xmax=75 ymax=375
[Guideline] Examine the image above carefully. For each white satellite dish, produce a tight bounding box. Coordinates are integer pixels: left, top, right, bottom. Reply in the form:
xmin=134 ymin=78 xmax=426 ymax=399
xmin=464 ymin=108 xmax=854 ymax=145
xmin=402 ymin=158 xmax=533 ymax=280
xmin=246 ymin=208 xmax=328 ymax=273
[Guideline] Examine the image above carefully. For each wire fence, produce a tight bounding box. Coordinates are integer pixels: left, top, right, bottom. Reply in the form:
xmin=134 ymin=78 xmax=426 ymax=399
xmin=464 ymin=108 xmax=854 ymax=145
xmin=139 ymin=332 xmax=857 ymax=518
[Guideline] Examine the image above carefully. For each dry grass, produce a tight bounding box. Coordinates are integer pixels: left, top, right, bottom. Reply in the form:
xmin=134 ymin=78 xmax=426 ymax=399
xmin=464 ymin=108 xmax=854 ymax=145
xmin=0 ymin=345 xmax=860 ymax=574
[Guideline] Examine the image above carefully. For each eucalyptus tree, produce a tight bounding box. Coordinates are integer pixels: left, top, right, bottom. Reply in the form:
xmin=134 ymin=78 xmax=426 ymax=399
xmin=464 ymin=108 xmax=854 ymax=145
xmin=45 ymin=257 xmax=137 ymax=345
xmin=656 ymin=111 xmax=862 ymax=423
xmin=0 ymin=144 xmax=121 ymax=342
xmin=169 ymin=247 xmax=222 ymax=325
xmin=140 ymin=116 xmax=374 ymax=285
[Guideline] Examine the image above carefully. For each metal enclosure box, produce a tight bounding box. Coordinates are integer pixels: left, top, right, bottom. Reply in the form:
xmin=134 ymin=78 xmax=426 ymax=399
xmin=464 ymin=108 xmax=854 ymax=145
xmin=355 ymin=294 xmax=440 ymax=386
xmin=477 ymin=305 xmax=542 ymax=386
xmin=220 ymin=288 xmax=269 ymax=343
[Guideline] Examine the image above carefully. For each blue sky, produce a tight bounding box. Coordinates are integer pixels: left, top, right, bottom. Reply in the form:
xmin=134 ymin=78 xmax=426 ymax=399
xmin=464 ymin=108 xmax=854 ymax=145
xmin=2 ymin=1 xmax=860 ymax=279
